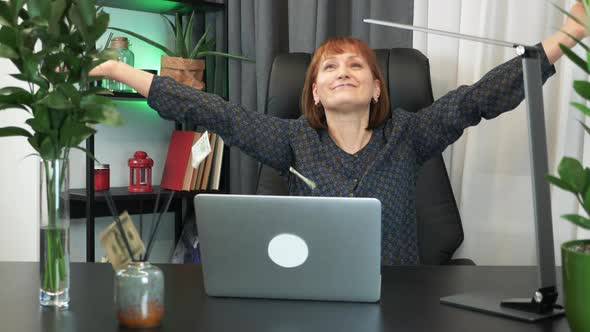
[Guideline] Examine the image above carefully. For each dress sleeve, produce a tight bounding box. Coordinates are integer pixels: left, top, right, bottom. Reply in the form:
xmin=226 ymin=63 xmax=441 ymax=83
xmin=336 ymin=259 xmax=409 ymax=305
xmin=410 ymin=44 xmax=556 ymax=164
xmin=147 ymin=76 xmax=293 ymax=173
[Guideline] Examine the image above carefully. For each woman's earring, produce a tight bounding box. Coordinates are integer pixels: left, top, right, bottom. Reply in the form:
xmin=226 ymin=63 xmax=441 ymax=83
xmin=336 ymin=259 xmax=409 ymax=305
xmin=373 ymin=96 xmax=379 ymax=104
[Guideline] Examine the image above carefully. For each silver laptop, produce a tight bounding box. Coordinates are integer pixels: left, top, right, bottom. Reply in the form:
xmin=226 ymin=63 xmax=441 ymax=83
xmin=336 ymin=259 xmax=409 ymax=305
xmin=194 ymin=194 xmax=382 ymax=302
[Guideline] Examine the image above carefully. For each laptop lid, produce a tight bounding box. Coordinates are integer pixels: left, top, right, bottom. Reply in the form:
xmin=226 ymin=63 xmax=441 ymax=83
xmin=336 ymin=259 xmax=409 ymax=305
xmin=194 ymin=194 xmax=381 ymax=302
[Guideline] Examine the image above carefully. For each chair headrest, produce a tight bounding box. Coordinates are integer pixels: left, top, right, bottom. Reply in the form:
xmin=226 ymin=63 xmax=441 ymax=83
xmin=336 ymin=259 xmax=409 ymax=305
xmin=265 ymin=53 xmax=311 ymax=119
xmin=383 ymin=48 xmax=435 ymax=112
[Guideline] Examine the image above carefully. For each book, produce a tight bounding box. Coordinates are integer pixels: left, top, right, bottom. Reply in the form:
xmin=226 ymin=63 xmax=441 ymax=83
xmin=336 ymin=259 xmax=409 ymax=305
xmin=195 ymin=150 xmax=206 ymax=190
xmin=209 ymin=136 xmax=224 ymax=191
xmin=182 ymin=133 xmax=201 ymax=191
xmin=160 ymin=131 xmax=198 ymax=191
xmin=200 ymin=133 xmax=217 ymax=190
xmin=188 ymin=148 xmax=200 ymax=191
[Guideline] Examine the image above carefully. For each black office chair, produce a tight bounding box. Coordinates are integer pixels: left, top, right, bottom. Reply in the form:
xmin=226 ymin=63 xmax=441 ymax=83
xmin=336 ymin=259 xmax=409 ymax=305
xmin=256 ymin=49 xmax=474 ymax=265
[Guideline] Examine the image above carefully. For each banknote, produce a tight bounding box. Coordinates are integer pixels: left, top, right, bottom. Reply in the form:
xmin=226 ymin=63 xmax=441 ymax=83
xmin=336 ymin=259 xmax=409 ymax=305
xmin=99 ymin=211 xmax=145 ymax=270
xmin=191 ymin=130 xmax=211 ymax=168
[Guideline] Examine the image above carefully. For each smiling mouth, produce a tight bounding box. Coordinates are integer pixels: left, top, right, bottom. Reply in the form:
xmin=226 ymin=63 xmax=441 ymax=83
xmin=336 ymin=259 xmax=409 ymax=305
xmin=332 ymin=84 xmax=356 ymax=89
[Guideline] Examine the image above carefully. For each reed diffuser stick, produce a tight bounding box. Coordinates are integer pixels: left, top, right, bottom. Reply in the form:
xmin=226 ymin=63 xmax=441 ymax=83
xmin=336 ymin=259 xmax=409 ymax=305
xmin=104 ymin=190 xmax=136 ymax=261
xmin=144 ymin=191 xmax=175 ymax=261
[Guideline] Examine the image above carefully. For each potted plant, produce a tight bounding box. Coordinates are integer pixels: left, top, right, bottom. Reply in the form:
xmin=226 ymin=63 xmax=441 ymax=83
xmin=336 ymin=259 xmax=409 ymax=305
xmin=546 ymin=1 xmax=590 ymax=331
xmin=109 ymin=11 xmax=252 ymax=90
xmin=0 ymin=0 xmax=121 ymax=307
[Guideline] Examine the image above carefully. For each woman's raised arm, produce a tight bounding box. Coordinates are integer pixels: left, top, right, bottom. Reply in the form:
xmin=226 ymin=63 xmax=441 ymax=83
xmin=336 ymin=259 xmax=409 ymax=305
xmin=90 ymin=60 xmax=154 ymax=97
xmin=91 ymin=60 xmax=295 ymax=174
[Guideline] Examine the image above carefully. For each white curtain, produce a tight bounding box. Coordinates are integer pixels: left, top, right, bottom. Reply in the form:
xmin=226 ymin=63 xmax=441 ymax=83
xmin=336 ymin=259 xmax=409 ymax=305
xmin=413 ymin=0 xmax=586 ymax=265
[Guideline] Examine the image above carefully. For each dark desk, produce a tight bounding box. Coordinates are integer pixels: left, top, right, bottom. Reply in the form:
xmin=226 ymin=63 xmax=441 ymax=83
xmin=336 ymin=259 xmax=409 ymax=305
xmin=0 ymin=263 xmax=571 ymax=332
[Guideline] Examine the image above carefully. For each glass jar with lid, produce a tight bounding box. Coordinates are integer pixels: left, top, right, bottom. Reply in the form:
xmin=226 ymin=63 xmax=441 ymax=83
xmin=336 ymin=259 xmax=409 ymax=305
xmin=108 ymin=36 xmax=135 ymax=92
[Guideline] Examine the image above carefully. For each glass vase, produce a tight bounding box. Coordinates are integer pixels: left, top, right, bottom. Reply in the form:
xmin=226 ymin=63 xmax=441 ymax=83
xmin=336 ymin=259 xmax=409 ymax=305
xmin=115 ymin=261 xmax=165 ymax=328
xmin=39 ymin=159 xmax=70 ymax=307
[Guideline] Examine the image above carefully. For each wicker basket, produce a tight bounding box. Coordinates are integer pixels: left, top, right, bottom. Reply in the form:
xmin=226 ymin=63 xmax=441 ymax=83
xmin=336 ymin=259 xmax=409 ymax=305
xmin=160 ymin=56 xmax=205 ymax=90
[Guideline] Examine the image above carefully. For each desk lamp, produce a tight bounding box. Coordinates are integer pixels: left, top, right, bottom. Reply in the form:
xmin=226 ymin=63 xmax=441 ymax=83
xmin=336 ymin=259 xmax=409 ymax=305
xmin=364 ymin=19 xmax=564 ymax=322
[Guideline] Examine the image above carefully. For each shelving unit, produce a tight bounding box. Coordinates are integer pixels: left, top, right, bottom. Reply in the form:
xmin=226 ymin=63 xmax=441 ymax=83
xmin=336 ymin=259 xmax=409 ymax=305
xmin=96 ymin=0 xmax=224 ymax=14
xmin=73 ymin=0 xmax=228 ymax=262
xmin=105 ymin=91 xmax=145 ymax=99
xmin=70 ymin=186 xmax=219 ymax=251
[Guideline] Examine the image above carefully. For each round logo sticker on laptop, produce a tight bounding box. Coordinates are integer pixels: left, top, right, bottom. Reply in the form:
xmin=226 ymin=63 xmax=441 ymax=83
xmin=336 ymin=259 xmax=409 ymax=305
xmin=267 ymin=233 xmax=309 ymax=268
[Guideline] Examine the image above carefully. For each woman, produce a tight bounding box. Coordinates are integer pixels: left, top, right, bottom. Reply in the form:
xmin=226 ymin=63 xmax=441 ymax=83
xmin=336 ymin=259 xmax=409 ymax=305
xmin=91 ymin=4 xmax=587 ymax=265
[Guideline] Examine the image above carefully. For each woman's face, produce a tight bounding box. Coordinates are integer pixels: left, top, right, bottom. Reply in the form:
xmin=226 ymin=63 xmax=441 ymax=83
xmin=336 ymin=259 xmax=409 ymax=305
xmin=312 ymin=52 xmax=380 ymax=112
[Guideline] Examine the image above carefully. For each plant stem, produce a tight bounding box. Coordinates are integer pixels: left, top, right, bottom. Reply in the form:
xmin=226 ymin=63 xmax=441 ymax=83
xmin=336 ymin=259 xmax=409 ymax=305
xmin=48 ymin=233 xmax=55 ymax=291
xmin=43 ymin=160 xmax=56 ymax=293
xmin=57 ymin=235 xmax=65 ymax=281
xmin=51 ymin=232 xmax=59 ymax=291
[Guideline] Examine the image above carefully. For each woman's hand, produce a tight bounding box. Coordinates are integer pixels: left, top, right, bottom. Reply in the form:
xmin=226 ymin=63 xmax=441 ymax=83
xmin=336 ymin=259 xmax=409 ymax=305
xmin=563 ymin=2 xmax=588 ymax=40
xmin=542 ymin=2 xmax=589 ymax=64
xmin=89 ymin=60 xmax=155 ymax=97
xmin=89 ymin=60 xmax=116 ymax=78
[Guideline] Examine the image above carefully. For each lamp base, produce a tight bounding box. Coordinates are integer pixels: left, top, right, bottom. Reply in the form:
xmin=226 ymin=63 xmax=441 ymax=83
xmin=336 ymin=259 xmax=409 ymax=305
xmin=440 ymin=292 xmax=565 ymax=322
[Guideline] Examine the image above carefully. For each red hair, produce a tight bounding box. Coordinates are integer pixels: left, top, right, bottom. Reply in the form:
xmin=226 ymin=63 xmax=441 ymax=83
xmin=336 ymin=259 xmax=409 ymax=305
xmin=301 ymin=37 xmax=390 ymax=129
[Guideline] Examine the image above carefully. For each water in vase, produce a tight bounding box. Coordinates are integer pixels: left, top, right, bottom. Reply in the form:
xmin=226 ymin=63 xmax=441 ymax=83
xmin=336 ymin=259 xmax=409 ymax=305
xmin=39 ymin=226 xmax=70 ymax=307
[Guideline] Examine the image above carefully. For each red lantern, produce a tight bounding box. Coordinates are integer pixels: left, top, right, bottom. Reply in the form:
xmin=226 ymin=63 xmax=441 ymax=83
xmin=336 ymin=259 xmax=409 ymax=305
xmin=128 ymin=151 xmax=153 ymax=193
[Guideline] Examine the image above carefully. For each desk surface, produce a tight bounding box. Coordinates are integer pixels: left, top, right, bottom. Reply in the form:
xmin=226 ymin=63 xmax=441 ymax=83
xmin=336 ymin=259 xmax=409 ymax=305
xmin=0 ymin=263 xmax=571 ymax=332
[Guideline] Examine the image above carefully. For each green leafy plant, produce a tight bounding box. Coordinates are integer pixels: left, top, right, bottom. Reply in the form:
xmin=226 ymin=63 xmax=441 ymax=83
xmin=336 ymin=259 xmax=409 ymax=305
xmin=0 ymin=0 xmax=122 ymax=160
xmin=0 ymin=0 xmax=121 ymax=297
xmin=546 ymin=1 xmax=590 ymax=232
xmin=109 ymin=11 xmax=252 ymax=61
